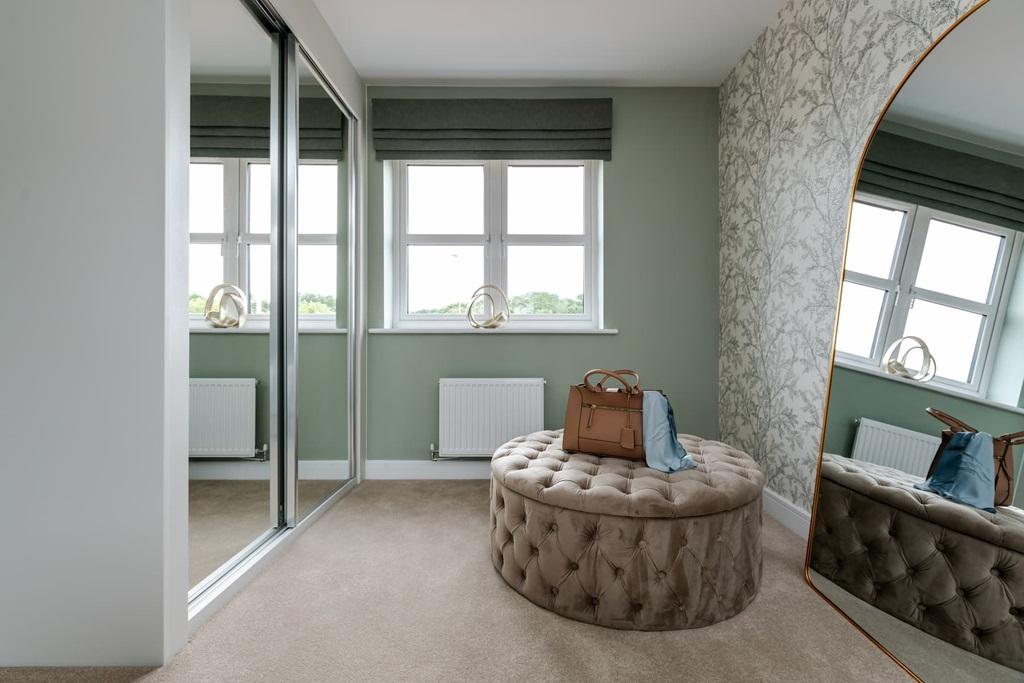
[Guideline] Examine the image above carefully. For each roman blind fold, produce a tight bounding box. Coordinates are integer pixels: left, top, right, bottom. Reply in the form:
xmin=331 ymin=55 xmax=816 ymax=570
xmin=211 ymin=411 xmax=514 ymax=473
xmin=859 ymin=131 xmax=1024 ymax=232
xmin=371 ymin=98 xmax=613 ymax=160
xmin=190 ymin=95 xmax=345 ymax=159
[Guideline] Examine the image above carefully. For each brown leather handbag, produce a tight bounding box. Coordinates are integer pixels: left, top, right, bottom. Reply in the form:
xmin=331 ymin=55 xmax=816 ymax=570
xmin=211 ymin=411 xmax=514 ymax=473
xmin=563 ymin=369 xmax=646 ymax=460
xmin=925 ymin=407 xmax=1024 ymax=507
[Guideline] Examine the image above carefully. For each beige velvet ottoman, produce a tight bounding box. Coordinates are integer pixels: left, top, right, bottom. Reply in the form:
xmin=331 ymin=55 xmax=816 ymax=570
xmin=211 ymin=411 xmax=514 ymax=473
xmin=490 ymin=430 xmax=765 ymax=630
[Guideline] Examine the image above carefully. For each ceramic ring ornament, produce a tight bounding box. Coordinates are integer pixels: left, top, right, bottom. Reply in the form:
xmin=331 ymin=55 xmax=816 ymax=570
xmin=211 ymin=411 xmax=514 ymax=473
xmin=466 ymin=284 xmax=510 ymax=329
xmin=204 ymin=284 xmax=249 ymax=329
xmin=882 ymin=335 xmax=936 ymax=382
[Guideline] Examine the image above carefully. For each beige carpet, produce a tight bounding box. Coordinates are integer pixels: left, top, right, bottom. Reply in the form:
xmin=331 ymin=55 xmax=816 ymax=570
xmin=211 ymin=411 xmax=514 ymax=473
xmin=4 ymin=481 xmax=907 ymax=682
xmin=189 ymin=479 xmax=345 ymax=588
xmin=810 ymin=571 xmax=1020 ymax=683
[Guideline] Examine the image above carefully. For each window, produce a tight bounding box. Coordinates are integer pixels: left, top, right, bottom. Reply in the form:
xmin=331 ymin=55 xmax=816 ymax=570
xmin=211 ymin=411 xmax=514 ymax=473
xmin=187 ymin=158 xmax=339 ymax=327
xmin=390 ymin=160 xmax=600 ymax=329
xmin=836 ymin=193 xmax=1021 ymax=394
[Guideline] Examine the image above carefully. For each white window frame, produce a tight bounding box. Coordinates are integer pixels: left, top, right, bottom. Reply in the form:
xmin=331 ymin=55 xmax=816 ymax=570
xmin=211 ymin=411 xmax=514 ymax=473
xmin=188 ymin=157 xmax=340 ymax=330
xmin=837 ymin=192 xmax=1022 ymax=396
xmin=389 ymin=159 xmax=602 ymax=330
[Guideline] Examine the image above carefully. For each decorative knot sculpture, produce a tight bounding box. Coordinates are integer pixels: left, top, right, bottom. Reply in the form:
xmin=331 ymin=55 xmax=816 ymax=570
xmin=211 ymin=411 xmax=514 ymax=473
xmin=466 ymin=284 xmax=510 ymax=329
xmin=204 ymin=284 xmax=249 ymax=329
xmin=882 ymin=335 xmax=936 ymax=382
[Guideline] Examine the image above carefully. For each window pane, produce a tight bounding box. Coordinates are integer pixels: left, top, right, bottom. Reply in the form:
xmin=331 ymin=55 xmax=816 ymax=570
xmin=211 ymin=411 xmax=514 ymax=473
xmin=845 ymin=201 xmax=904 ymax=278
xmin=407 ymin=245 xmax=483 ymax=314
xmin=298 ymin=163 xmax=338 ymax=235
xmin=407 ymin=165 xmax=483 ymax=235
xmin=189 ymin=243 xmax=222 ymax=314
xmin=248 ymin=162 xmax=271 ymax=234
xmin=247 ymin=244 xmax=271 ymax=314
xmin=902 ymin=299 xmax=983 ymax=384
xmin=189 ymin=163 xmax=224 ymax=234
xmin=507 ymin=246 xmax=585 ymax=315
xmin=915 ymin=219 xmax=1002 ymax=303
xmin=835 ymin=282 xmax=885 ymax=357
xmin=507 ymin=165 xmax=585 ymax=235
xmin=298 ymin=244 xmax=336 ymax=314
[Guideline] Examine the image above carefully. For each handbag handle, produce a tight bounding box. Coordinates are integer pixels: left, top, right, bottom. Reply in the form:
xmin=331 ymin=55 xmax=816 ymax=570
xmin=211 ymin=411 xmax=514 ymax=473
xmin=999 ymin=431 xmax=1024 ymax=446
xmin=926 ymin=407 xmax=977 ymax=433
xmin=583 ymin=368 xmax=642 ymax=395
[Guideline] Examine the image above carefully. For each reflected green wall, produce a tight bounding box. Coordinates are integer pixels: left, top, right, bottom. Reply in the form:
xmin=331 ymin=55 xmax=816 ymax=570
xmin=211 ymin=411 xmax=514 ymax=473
xmin=189 ymin=334 xmax=346 ymax=460
xmin=366 ymin=86 xmax=721 ymax=459
xmin=823 ymin=365 xmax=1024 ymax=459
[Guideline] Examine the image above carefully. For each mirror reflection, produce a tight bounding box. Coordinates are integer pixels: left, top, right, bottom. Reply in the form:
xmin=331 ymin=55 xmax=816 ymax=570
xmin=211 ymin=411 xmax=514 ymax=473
xmin=810 ymin=1 xmax=1024 ymax=680
xmin=187 ymin=0 xmax=278 ymax=592
xmin=295 ymin=51 xmax=352 ymax=521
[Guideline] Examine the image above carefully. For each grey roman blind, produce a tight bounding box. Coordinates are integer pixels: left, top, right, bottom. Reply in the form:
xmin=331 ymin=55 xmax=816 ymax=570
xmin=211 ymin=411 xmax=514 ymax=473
xmin=371 ymin=98 xmax=613 ymax=160
xmin=859 ymin=131 xmax=1024 ymax=231
xmin=191 ymin=95 xmax=345 ymax=159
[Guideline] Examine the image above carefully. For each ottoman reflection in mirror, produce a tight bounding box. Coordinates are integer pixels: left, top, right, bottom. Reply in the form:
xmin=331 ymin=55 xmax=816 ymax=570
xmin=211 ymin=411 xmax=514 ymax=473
xmin=805 ymin=1 xmax=1024 ymax=680
xmin=490 ymin=430 xmax=764 ymax=630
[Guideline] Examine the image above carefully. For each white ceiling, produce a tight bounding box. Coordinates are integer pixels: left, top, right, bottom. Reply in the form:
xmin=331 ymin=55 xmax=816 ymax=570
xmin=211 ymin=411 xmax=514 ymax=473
xmin=886 ymin=0 xmax=1024 ymax=153
xmin=191 ymin=0 xmax=272 ymax=81
xmin=311 ymin=0 xmax=787 ymax=86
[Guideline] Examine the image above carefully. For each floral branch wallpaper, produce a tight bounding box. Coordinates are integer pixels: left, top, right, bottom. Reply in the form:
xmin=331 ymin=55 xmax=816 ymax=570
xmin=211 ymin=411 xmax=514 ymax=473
xmin=718 ymin=0 xmax=981 ymax=510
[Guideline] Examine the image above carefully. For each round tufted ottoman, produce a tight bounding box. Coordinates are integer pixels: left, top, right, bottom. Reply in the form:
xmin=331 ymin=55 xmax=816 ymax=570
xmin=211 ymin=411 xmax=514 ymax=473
xmin=490 ymin=430 xmax=765 ymax=630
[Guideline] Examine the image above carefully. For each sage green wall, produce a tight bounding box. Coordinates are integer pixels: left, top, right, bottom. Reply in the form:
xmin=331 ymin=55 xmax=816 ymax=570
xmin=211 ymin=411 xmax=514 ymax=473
xmin=189 ymin=334 xmax=347 ymax=460
xmin=366 ymin=86 xmax=720 ymax=459
xmin=823 ymin=366 xmax=1024 ymax=457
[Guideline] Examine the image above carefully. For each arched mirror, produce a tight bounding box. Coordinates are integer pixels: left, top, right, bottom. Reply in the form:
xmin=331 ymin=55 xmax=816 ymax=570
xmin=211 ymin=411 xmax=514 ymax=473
xmin=807 ymin=1 xmax=1024 ymax=680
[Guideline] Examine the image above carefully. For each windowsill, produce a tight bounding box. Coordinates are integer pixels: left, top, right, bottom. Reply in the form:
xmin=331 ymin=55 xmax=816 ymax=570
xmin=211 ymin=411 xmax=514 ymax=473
xmin=835 ymin=358 xmax=1024 ymax=416
xmin=369 ymin=327 xmax=618 ymax=335
xmin=190 ymin=322 xmax=347 ymax=335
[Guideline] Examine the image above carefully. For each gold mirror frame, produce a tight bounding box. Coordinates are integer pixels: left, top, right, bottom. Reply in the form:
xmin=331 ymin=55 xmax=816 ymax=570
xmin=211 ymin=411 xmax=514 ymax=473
xmin=802 ymin=1 xmax=996 ymax=680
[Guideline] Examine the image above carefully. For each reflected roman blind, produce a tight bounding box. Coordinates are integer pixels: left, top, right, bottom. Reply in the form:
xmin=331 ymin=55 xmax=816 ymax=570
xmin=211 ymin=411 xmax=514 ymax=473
xmin=371 ymin=98 xmax=613 ymax=160
xmin=190 ymin=95 xmax=345 ymax=159
xmin=859 ymin=131 xmax=1024 ymax=231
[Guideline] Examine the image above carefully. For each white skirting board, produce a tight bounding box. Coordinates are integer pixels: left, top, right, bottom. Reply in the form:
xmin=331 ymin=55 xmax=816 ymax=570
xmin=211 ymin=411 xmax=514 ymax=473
xmin=763 ymin=486 xmax=811 ymax=540
xmin=366 ymin=459 xmax=492 ymax=480
xmin=189 ymin=459 xmax=348 ymax=480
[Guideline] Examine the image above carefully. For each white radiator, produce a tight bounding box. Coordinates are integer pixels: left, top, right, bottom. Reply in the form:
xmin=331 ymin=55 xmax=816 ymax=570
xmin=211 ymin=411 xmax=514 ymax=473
xmin=189 ymin=378 xmax=258 ymax=457
xmin=850 ymin=417 xmax=940 ymax=477
xmin=438 ymin=378 xmax=545 ymax=457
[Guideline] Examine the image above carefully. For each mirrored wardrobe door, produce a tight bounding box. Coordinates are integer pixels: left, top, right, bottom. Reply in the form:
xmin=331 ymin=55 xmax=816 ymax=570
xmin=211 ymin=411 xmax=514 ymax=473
xmin=187 ymin=0 xmax=281 ymax=594
xmin=808 ymin=1 xmax=1024 ymax=680
xmin=293 ymin=51 xmax=354 ymax=521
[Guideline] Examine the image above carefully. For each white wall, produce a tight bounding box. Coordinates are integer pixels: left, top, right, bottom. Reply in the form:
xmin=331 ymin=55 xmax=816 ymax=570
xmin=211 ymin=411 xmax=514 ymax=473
xmin=0 ymin=0 xmax=189 ymax=666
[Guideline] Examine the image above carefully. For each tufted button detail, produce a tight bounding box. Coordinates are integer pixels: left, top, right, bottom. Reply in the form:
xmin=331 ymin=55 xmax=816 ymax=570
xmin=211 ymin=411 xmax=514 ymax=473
xmin=1010 ymin=607 xmax=1019 ymax=617
xmin=935 ymin=542 xmax=944 ymax=552
xmin=590 ymin=596 xmax=600 ymax=606
xmin=991 ymin=567 xmax=1002 ymax=577
xmin=906 ymin=567 xmax=915 ymax=577
xmin=918 ymin=603 xmax=927 ymax=611
xmin=638 ymin=540 xmax=647 ymax=549
xmin=614 ymin=567 xmax=624 ymax=577
xmin=971 ymin=627 xmax=982 ymax=636
xmin=550 ymin=524 xmax=558 ymax=533
xmin=631 ymin=602 xmax=643 ymax=612
xmin=658 ymin=570 xmax=667 ymax=579
xmin=569 ymin=562 xmax=579 ymax=571
xmin=550 ymin=586 xmax=558 ymax=596
xmin=679 ymin=537 xmax=688 ymax=548
xmin=530 ymin=546 xmax=538 ymax=555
